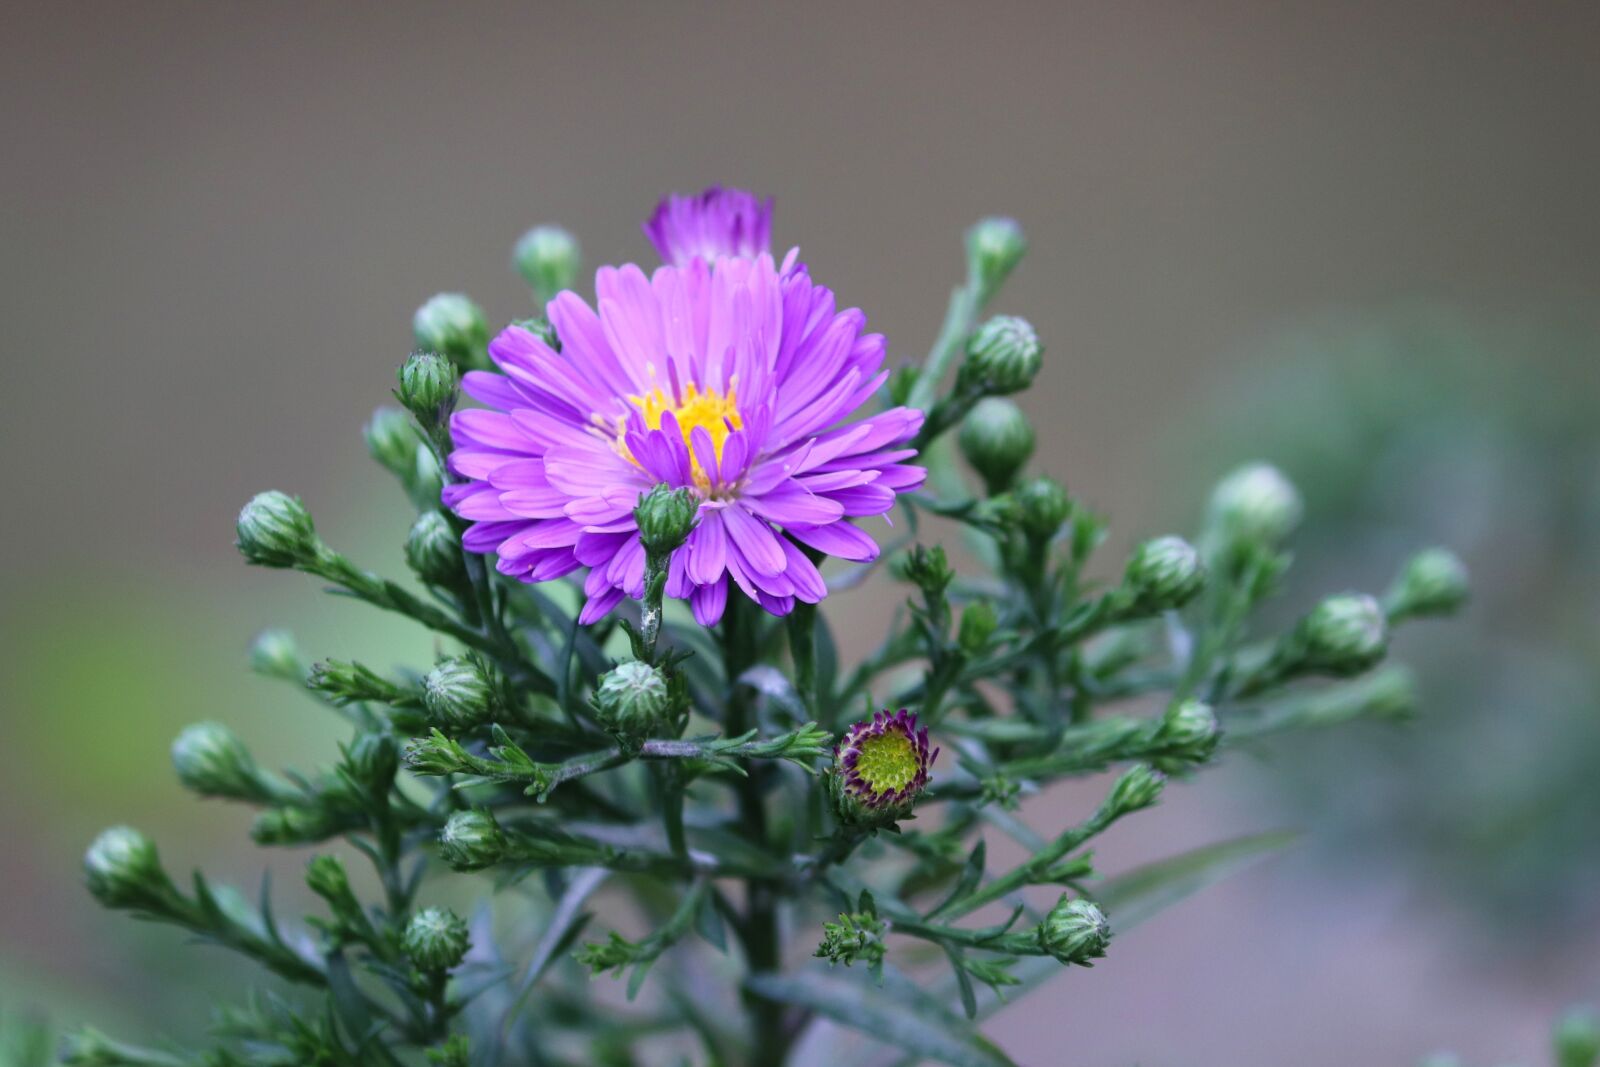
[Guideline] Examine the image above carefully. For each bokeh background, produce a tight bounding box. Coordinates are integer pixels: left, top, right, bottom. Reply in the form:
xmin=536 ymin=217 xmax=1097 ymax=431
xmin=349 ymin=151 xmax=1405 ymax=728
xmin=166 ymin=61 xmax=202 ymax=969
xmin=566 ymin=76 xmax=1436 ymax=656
xmin=3 ymin=3 xmax=1599 ymax=1064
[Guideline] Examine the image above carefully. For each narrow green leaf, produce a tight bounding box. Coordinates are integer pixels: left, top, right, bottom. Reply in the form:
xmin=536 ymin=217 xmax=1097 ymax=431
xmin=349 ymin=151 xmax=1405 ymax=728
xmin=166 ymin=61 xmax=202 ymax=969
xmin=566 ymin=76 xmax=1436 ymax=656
xmin=1094 ymin=829 xmax=1298 ymax=933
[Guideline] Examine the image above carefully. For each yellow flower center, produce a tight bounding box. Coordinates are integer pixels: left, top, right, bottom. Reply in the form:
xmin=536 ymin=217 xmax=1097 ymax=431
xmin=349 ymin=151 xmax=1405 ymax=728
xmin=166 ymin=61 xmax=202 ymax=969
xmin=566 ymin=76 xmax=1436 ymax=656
xmin=854 ymin=730 xmax=918 ymax=795
xmin=619 ymin=382 xmax=742 ymax=491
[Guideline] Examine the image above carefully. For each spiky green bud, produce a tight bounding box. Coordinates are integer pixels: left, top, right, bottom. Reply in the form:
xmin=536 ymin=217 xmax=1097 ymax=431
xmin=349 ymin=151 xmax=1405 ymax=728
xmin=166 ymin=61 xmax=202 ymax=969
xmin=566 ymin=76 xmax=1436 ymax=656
xmin=235 ymin=491 xmax=320 ymax=568
xmin=962 ymin=316 xmax=1042 ymax=396
xmin=594 ymin=661 xmax=670 ymax=738
xmin=958 ymin=396 xmax=1035 ymax=495
xmin=1036 ymin=896 xmax=1110 ymax=965
xmin=406 ymin=510 xmax=464 ymax=586
xmin=403 ymin=906 xmax=470 ymax=972
xmin=344 ymin=732 xmax=400 ymax=794
xmin=413 ymin=292 xmax=488 ymax=371
xmin=397 ymin=350 xmax=459 ymax=427
xmin=1124 ymin=535 xmax=1206 ymax=611
xmin=896 ymin=544 xmax=954 ymax=597
xmin=439 ymin=810 xmax=507 ymax=871
xmin=423 ymin=656 xmax=498 ymax=728
xmin=634 ymin=484 xmax=698 ymax=558
xmin=1106 ymin=763 xmax=1166 ymax=817
xmin=304 ymin=854 xmax=352 ymax=906
xmin=513 ymin=224 xmax=581 ymax=302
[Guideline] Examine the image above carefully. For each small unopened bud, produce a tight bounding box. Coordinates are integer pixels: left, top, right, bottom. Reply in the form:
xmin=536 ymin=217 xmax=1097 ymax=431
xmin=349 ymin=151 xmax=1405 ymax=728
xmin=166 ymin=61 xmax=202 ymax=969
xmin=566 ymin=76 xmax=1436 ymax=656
xmin=1107 ymin=763 xmax=1166 ymax=817
xmin=172 ymin=722 xmax=260 ymax=800
xmin=406 ymin=511 xmax=464 ymax=586
xmin=396 ymin=351 xmax=459 ymax=427
xmin=966 ymin=216 xmax=1027 ymax=299
xmin=84 ymin=827 xmax=172 ymax=911
xmin=897 ymin=544 xmax=954 ymax=597
xmin=1292 ymin=593 xmax=1389 ymax=677
xmin=1205 ymin=462 xmax=1303 ymax=549
xmin=513 ymin=224 xmax=581 ymax=302
xmin=958 ymin=397 xmax=1035 ymax=495
xmin=251 ymin=806 xmax=341 ymax=846
xmin=1036 ymin=896 xmax=1110 ymax=965
xmin=305 ymin=854 xmax=353 ymax=906
xmin=364 ymin=406 xmax=418 ymax=478
xmin=1124 ymin=536 xmax=1206 ymax=612
xmin=957 ymin=601 xmax=998 ymax=655
xmin=423 ymin=656 xmax=498 ymax=728
xmin=236 ymin=491 xmax=320 ymax=568
xmin=439 ymin=809 xmax=507 ymax=871
xmin=962 ymin=316 xmax=1042 ymax=396
xmin=1386 ymin=547 xmax=1469 ymax=621
xmin=413 ymin=292 xmax=488 ymax=370
xmin=248 ymin=628 xmax=303 ymax=681
xmin=634 ymin=484 xmax=698 ymax=558
xmin=594 ymin=661 xmax=670 ymax=738
xmin=403 ymin=906 xmax=470 ymax=972
xmin=1555 ymin=1007 xmax=1600 ymax=1067
xmin=344 ymin=732 xmax=400 ymax=794
xmin=1154 ymin=698 xmax=1219 ymax=762
xmin=1013 ymin=476 xmax=1071 ymax=541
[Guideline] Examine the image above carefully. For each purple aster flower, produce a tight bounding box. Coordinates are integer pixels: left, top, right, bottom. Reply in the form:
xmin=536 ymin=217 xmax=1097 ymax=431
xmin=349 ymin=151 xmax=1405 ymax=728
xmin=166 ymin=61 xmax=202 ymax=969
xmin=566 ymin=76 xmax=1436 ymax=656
xmin=443 ymin=249 xmax=927 ymax=627
xmin=834 ymin=709 xmax=938 ymax=814
xmin=644 ymin=186 xmax=775 ymax=267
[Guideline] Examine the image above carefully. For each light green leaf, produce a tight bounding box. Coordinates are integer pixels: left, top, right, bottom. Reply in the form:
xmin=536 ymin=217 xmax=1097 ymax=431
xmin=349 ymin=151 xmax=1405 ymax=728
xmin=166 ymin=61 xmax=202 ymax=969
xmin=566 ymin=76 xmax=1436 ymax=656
xmin=1094 ymin=829 xmax=1299 ymax=933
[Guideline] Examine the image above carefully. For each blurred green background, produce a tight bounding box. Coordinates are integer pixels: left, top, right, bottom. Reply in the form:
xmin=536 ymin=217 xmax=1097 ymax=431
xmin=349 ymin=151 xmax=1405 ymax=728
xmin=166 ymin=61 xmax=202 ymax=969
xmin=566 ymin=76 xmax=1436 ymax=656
xmin=3 ymin=3 xmax=1598 ymax=1064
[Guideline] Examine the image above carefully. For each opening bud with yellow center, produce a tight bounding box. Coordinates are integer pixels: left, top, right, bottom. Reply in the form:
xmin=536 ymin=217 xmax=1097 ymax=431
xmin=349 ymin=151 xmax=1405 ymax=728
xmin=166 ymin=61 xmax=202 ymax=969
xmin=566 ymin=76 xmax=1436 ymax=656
xmin=830 ymin=709 xmax=938 ymax=828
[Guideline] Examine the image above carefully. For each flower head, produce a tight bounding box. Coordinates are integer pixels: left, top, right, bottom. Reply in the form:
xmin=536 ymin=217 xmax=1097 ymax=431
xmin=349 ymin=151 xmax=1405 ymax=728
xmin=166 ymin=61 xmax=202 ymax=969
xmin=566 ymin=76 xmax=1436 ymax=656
xmin=644 ymin=186 xmax=774 ymax=267
xmin=445 ymin=200 xmax=926 ymax=627
xmin=834 ymin=709 xmax=938 ymax=814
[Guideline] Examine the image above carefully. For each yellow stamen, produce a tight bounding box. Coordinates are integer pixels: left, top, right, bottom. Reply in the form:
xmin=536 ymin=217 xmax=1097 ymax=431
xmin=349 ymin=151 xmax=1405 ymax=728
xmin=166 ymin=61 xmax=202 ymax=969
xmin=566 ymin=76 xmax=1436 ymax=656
xmin=618 ymin=382 xmax=742 ymax=491
xmin=854 ymin=731 xmax=918 ymax=794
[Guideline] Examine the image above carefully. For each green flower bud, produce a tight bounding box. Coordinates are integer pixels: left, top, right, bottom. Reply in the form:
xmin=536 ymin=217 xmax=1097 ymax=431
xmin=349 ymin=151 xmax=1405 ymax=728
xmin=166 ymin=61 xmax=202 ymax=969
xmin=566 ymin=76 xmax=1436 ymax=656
xmin=364 ymin=406 xmax=419 ymax=480
xmin=634 ymin=484 xmax=698 ymax=558
xmin=896 ymin=544 xmax=954 ymax=597
xmin=513 ymin=224 xmax=581 ymax=302
xmin=413 ymin=292 xmax=488 ymax=371
xmin=251 ymin=806 xmax=342 ymax=846
xmin=512 ymin=315 xmax=561 ymax=351
xmin=1386 ymin=547 xmax=1469 ymax=621
xmin=966 ymin=216 xmax=1027 ymax=299
xmin=1154 ymin=698 xmax=1219 ymax=762
xmin=248 ymin=628 xmax=303 ymax=681
xmin=1124 ymin=535 xmax=1206 ymax=611
xmin=235 ymin=491 xmax=320 ymax=568
xmin=958 ymin=396 xmax=1035 ymax=495
xmin=344 ymin=732 xmax=400 ymax=794
xmin=304 ymin=854 xmax=352 ymax=906
xmin=1013 ymin=476 xmax=1071 ymax=541
xmin=396 ymin=350 xmax=460 ymax=427
xmin=84 ymin=827 xmax=173 ymax=911
xmin=406 ymin=510 xmax=464 ymax=586
xmin=1555 ymin=1006 xmax=1600 ymax=1067
xmin=171 ymin=722 xmax=260 ymax=800
xmin=594 ymin=661 xmax=670 ymax=738
xmin=962 ymin=316 xmax=1042 ymax=396
xmin=1106 ymin=763 xmax=1166 ymax=817
xmin=1036 ymin=896 xmax=1110 ymax=965
xmin=403 ymin=906 xmax=470 ymax=972
xmin=1205 ymin=462 xmax=1303 ymax=549
xmin=423 ymin=656 xmax=498 ymax=728
xmin=1292 ymin=593 xmax=1389 ymax=677
xmin=957 ymin=601 xmax=999 ymax=655
xmin=439 ymin=809 xmax=507 ymax=871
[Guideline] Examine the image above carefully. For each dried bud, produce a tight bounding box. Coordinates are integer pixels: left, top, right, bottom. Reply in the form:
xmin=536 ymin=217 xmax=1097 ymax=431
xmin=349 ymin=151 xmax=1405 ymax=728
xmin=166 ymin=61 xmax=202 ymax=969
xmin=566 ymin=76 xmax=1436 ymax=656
xmin=1037 ymin=896 xmax=1110 ymax=965
xmin=1292 ymin=593 xmax=1389 ymax=677
xmin=962 ymin=316 xmax=1042 ymax=396
xmin=594 ymin=661 xmax=670 ymax=738
xmin=364 ymin=406 xmax=419 ymax=480
xmin=1386 ymin=547 xmax=1470 ymax=621
xmin=396 ymin=350 xmax=459 ymax=427
xmin=84 ymin=827 xmax=173 ymax=912
xmin=171 ymin=722 xmax=260 ymax=800
xmin=423 ymin=656 xmax=498 ymax=728
xmin=248 ymin=628 xmax=303 ymax=681
xmin=403 ymin=906 xmax=470 ymax=972
xmin=634 ymin=484 xmax=698 ymax=558
xmin=1013 ymin=476 xmax=1071 ymax=541
xmin=966 ymin=216 xmax=1027 ymax=299
xmin=439 ymin=809 xmax=507 ymax=871
xmin=413 ymin=292 xmax=488 ymax=371
xmin=1556 ymin=1007 xmax=1600 ymax=1067
xmin=1123 ymin=535 xmax=1206 ymax=611
xmin=957 ymin=601 xmax=999 ymax=655
xmin=406 ymin=510 xmax=464 ymax=586
xmin=513 ymin=224 xmax=581 ymax=302
xmin=1205 ymin=462 xmax=1303 ymax=549
xmin=958 ymin=396 xmax=1035 ymax=495
xmin=235 ymin=491 xmax=320 ymax=568
xmin=830 ymin=709 xmax=938 ymax=828
xmin=1106 ymin=763 xmax=1166 ymax=817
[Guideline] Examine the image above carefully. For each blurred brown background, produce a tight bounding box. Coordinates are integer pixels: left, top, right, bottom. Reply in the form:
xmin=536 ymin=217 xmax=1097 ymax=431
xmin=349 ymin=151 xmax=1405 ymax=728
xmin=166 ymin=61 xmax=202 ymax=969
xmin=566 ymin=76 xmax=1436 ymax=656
xmin=4 ymin=3 xmax=1599 ymax=1064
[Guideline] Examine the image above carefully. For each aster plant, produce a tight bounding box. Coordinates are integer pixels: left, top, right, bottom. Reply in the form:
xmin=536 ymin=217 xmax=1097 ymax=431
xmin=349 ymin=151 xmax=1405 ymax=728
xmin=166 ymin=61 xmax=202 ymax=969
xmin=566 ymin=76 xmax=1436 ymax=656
xmin=68 ymin=187 xmax=1466 ymax=1067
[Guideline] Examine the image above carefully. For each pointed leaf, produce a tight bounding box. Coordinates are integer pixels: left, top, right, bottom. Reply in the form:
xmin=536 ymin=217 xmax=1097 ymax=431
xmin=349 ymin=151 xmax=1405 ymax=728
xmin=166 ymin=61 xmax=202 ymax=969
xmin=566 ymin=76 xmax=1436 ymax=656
xmin=1094 ymin=830 xmax=1298 ymax=933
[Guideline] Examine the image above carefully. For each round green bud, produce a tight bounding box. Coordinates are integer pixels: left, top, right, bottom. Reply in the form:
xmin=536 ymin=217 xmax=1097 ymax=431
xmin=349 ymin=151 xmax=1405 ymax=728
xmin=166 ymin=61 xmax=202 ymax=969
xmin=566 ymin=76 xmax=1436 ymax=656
xmin=439 ymin=810 xmax=507 ymax=871
xmin=1037 ymin=896 xmax=1111 ymax=965
xmin=1296 ymin=593 xmax=1389 ymax=676
xmin=958 ymin=396 xmax=1035 ymax=495
xmin=957 ymin=601 xmax=999 ymax=655
xmin=634 ymin=484 xmax=699 ymax=557
xmin=1155 ymin=698 xmax=1219 ymax=761
xmin=396 ymin=350 xmax=460 ymax=426
xmin=403 ymin=906 xmax=470 ymax=972
xmin=172 ymin=722 xmax=259 ymax=799
xmin=966 ymin=216 xmax=1027 ymax=297
xmin=513 ymin=224 xmax=581 ymax=301
xmin=423 ymin=656 xmax=497 ymax=728
xmin=1387 ymin=547 xmax=1469 ymax=620
xmin=304 ymin=854 xmax=352 ymax=905
xmin=1124 ymin=535 xmax=1206 ymax=611
xmin=1107 ymin=763 xmax=1166 ymax=816
xmin=963 ymin=316 xmax=1042 ymax=396
xmin=594 ymin=660 xmax=670 ymax=738
xmin=413 ymin=292 xmax=488 ymax=370
xmin=248 ymin=627 xmax=303 ymax=681
xmin=1555 ymin=1006 xmax=1600 ymax=1067
xmin=1206 ymin=462 xmax=1303 ymax=548
xmin=1013 ymin=476 xmax=1071 ymax=541
xmin=364 ymin=406 xmax=419 ymax=480
xmin=406 ymin=510 xmax=464 ymax=586
xmin=84 ymin=827 xmax=170 ymax=911
xmin=235 ymin=491 xmax=320 ymax=568
xmin=345 ymin=732 xmax=400 ymax=793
